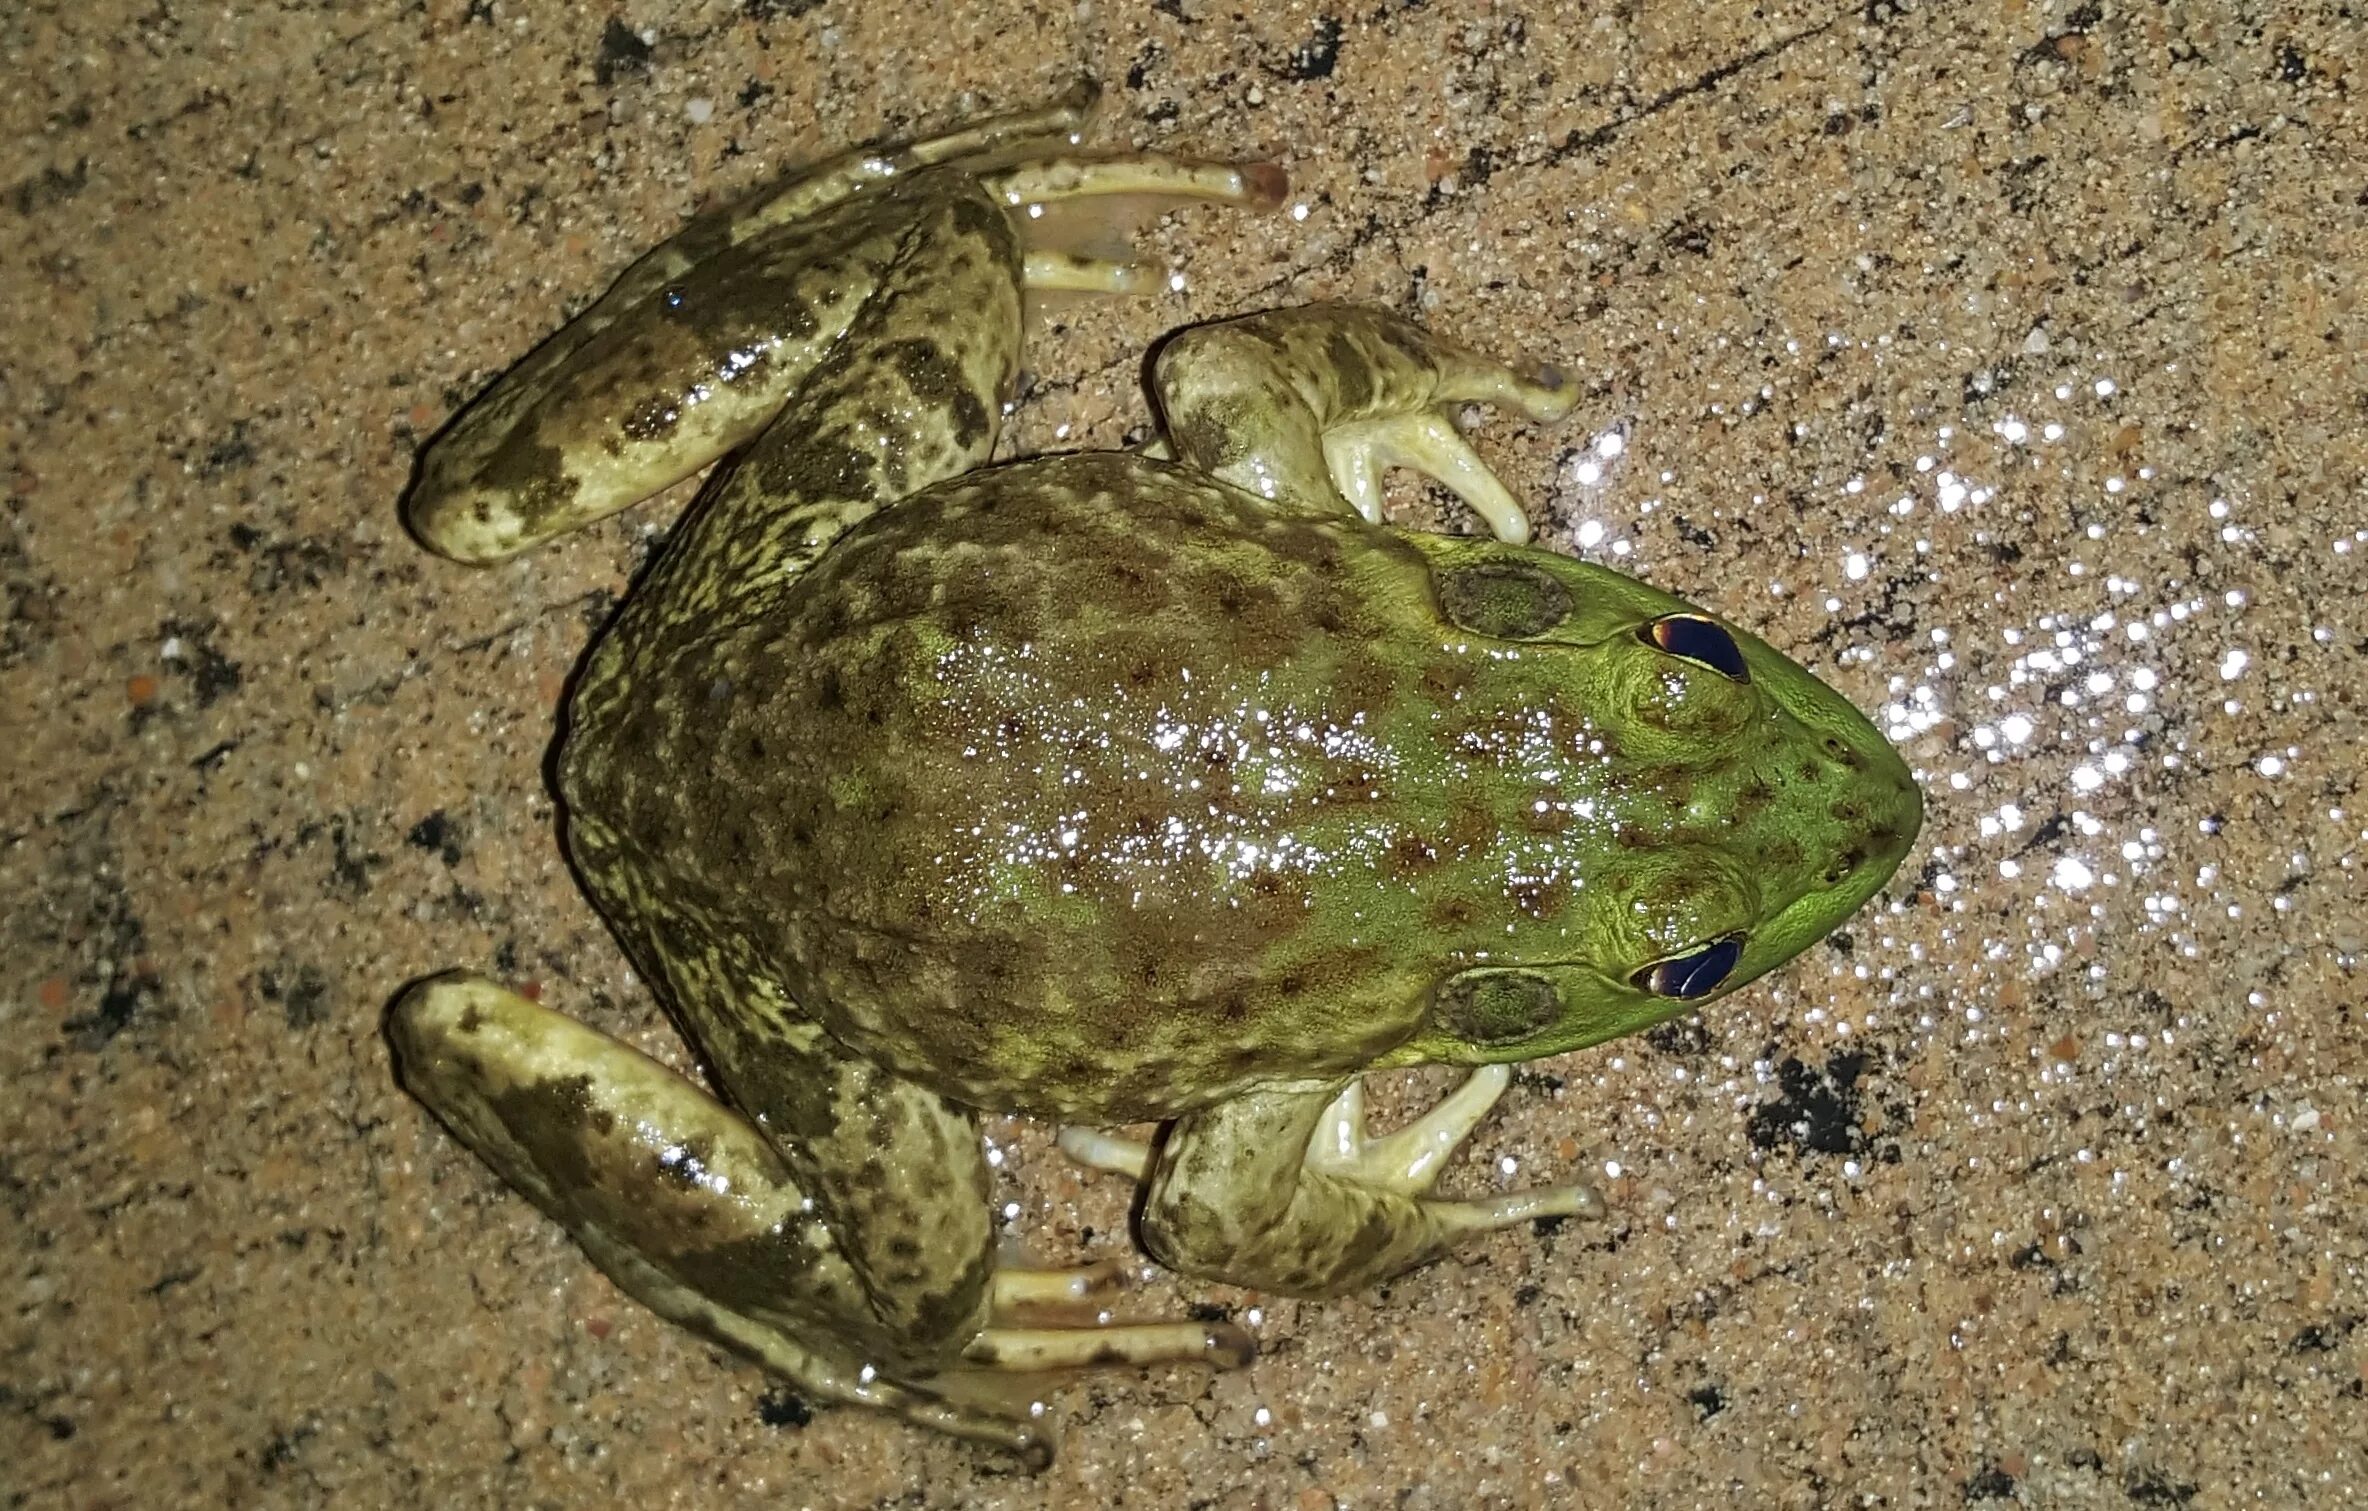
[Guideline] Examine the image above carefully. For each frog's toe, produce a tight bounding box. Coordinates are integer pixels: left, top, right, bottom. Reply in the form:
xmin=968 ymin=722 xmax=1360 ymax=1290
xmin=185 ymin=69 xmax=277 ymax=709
xmin=1321 ymin=408 xmax=1539 ymax=544
xmin=970 ymin=1257 xmax=1256 ymax=1373
xmin=1307 ymin=1068 xmax=1604 ymax=1234
xmin=901 ymin=1399 xmax=1053 ymax=1471
xmin=1308 ymin=1066 xmax=1512 ymax=1195
xmin=963 ymin=1318 xmax=1255 ymax=1373
xmin=905 ymin=78 xmax=1103 ymax=168
xmin=1057 ymin=1123 xmax=1154 ymax=1179
xmin=982 ymin=153 xmax=1288 ymax=213
xmin=1022 ymin=249 xmax=1160 ymax=296
xmin=990 ymin=1256 xmax=1131 ymax=1307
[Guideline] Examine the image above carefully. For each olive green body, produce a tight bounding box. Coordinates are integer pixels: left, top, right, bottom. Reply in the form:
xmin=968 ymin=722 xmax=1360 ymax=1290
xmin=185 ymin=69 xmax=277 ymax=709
xmin=563 ymin=454 xmax=1917 ymax=1123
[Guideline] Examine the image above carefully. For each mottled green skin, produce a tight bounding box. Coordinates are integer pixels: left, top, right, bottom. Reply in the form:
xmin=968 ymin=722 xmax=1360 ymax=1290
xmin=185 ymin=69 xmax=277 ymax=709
xmin=391 ymin=89 xmax=1919 ymax=1463
xmin=565 ymin=453 xmax=1919 ymax=1124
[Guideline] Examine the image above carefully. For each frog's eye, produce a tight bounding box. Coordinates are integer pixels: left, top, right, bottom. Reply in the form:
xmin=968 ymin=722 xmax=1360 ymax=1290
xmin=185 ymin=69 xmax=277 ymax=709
xmin=1630 ymin=934 xmax=1745 ymax=1000
xmin=1641 ymin=615 xmax=1750 ymax=682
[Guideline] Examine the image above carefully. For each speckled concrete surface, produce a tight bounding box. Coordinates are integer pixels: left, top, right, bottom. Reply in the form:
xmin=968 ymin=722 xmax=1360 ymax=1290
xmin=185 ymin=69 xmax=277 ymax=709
xmin=5 ymin=2 xmax=2362 ymax=1507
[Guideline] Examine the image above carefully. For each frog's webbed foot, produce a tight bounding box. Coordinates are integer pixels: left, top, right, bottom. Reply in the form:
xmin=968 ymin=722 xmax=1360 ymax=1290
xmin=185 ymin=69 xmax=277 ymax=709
xmin=1062 ymin=1072 xmax=1600 ymax=1300
xmin=1153 ymin=303 xmax=1578 ymax=539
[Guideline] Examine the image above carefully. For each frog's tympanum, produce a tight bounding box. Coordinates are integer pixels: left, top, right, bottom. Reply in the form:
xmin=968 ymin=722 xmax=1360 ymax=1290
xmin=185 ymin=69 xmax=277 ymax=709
xmin=391 ymin=83 xmax=1920 ymax=1465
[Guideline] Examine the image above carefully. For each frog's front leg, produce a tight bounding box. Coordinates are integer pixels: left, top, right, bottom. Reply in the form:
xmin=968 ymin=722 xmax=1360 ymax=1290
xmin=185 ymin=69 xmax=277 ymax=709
xmin=390 ymin=975 xmax=1249 ymax=1466
xmin=1063 ymin=1072 xmax=1599 ymax=1298
xmin=1152 ymin=303 xmax=1578 ymax=542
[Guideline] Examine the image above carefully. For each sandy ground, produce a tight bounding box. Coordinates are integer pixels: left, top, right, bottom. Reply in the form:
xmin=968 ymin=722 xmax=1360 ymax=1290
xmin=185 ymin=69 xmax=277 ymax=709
xmin=4 ymin=2 xmax=2362 ymax=1507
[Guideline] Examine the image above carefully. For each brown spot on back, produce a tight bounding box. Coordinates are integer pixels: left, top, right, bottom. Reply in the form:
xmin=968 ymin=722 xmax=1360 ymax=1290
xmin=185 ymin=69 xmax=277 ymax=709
xmin=1508 ymin=875 xmax=1570 ymax=920
xmin=1389 ymin=830 xmax=1441 ymax=875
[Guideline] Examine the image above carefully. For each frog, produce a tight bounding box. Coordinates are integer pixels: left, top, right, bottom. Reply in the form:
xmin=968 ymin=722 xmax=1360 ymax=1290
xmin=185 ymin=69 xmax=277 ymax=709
xmin=388 ymin=82 xmax=1921 ymax=1467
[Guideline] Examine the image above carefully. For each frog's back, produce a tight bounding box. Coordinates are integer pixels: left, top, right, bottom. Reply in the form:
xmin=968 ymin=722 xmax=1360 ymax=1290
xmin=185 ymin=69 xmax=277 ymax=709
xmin=566 ymin=453 xmax=1446 ymax=1121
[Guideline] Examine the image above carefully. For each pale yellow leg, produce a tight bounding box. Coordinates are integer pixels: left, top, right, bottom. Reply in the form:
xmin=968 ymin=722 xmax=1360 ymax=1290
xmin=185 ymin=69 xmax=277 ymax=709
xmin=1065 ymin=1068 xmax=1602 ymax=1299
xmin=1153 ymin=305 xmax=1578 ymax=526
xmin=981 ymin=153 xmax=1288 ymax=211
xmin=963 ymin=1321 xmax=1254 ymax=1371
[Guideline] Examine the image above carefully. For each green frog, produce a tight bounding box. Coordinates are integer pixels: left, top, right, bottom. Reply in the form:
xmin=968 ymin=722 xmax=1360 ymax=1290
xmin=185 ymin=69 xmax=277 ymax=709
xmin=390 ymin=83 xmax=1920 ymax=1466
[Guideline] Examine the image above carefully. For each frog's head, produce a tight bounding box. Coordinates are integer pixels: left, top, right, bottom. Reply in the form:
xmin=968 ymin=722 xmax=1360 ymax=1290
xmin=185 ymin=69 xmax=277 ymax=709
xmin=1377 ymin=534 xmax=1923 ymax=1068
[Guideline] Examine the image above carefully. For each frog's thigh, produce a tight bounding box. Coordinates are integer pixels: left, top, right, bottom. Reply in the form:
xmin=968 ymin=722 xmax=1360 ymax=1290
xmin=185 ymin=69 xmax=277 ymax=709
xmin=389 ymin=972 xmax=1045 ymax=1458
xmin=1125 ymin=1074 xmax=1600 ymax=1300
xmin=1152 ymin=304 xmax=1577 ymax=539
xmin=637 ymin=181 xmax=1026 ymax=612
xmin=667 ymin=978 xmax=1002 ymax=1355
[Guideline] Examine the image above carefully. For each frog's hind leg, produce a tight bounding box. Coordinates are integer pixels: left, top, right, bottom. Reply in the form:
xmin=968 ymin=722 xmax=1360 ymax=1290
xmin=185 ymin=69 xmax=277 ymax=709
xmin=389 ymin=972 xmax=1053 ymax=1459
xmin=405 ymin=82 xmax=1123 ymax=567
xmin=1151 ymin=303 xmax=1577 ymax=539
xmin=393 ymin=972 xmax=1254 ymax=1464
xmin=1061 ymin=1072 xmax=1600 ymax=1300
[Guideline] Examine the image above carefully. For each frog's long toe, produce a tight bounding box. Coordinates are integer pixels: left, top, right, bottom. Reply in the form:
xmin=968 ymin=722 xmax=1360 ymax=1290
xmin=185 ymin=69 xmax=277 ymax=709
xmin=1323 ymin=408 xmax=1540 ymax=543
xmin=1056 ymin=1124 xmax=1154 ymax=1179
xmin=991 ymin=1256 xmax=1132 ymax=1306
xmin=971 ymin=1260 xmax=1256 ymax=1372
xmin=982 ymin=153 xmax=1288 ymax=212
xmin=1309 ymin=1069 xmax=1604 ymax=1227
xmin=964 ymin=1318 xmax=1255 ymax=1372
xmin=1023 ymin=249 xmax=1160 ymax=296
xmin=907 ymin=78 xmax=1103 ymax=166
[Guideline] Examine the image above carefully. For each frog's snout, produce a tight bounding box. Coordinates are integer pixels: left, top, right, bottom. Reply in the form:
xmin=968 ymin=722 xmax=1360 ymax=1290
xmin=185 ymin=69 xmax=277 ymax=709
xmin=1847 ymin=739 xmax=1925 ymax=881
xmin=1798 ymin=712 xmax=1923 ymax=888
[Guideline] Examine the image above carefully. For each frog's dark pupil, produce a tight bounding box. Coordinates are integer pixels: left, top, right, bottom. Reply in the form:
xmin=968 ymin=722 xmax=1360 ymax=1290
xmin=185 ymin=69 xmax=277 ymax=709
xmin=1433 ymin=968 xmax=1561 ymax=1045
xmin=1632 ymin=935 xmax=1744 ymax=1000
xmin=1644 ymin=616 xmax=1750 ymax=682
xmin=1435 ymin=560 xmax=1574 ymax=640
